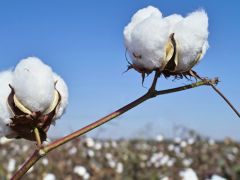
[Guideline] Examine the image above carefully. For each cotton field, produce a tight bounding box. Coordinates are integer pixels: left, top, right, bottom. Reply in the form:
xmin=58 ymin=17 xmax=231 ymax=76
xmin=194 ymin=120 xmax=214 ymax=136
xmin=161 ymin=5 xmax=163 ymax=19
xmin=0 ymin=1 xmax=239 ymax=179
xmin=1 ymin=129 xmax=239 ymax=180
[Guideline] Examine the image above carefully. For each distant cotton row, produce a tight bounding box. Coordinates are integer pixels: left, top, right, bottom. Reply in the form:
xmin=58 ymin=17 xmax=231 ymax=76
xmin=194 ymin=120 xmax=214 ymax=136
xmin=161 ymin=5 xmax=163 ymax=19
xmin=124 ymin=6 xmax=209 ymax=77
xmin=0 ymin=57 xmax=68 ymax=141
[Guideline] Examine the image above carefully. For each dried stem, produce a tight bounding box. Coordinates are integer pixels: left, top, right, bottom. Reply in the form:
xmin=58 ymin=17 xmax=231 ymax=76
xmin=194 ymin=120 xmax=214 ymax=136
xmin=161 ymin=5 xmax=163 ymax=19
xmin=34 ymin=128 xmax=42 ymax=147
xmin=209 ymin=83 xmax=240 ymax=118
xmin=11 ymin=75 xmax=218 ymax=180
xmin=197 ymin=76 xmax=240 ymax=118
xmin=11 ymin=150 xmax=42 ymax=180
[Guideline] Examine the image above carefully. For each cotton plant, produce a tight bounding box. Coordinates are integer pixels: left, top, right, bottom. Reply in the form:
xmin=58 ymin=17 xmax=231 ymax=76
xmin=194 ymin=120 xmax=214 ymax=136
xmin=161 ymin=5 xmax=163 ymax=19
xmin=3 ymin=5 xmax=238 ymax=180
xmin=124 ymin=6 xmax=209 ymax=81
xmin=0 ymin=57 xmax=68 ymax=142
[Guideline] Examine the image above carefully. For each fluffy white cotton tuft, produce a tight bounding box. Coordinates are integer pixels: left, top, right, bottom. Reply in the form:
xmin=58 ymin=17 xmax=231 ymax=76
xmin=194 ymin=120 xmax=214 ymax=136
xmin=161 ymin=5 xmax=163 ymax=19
xmin=131 ymin=6 xmax=162 ymax=23
xmin=130 ymin=17 xmax=170 ymax=70
xmin=210 ymin=175 xmax=227 ymax=180
xmin=53 ymin=73 xmax=68 ymax=120
xmin=12 ymin=57 xmax=55 ymax=112
xmin=179 ymin=168 xmax=198 ymax=180
xmin=124 ymin=6 xmax=162 ymax=45
xmin=0 ymin=70 xmax=15 ymax=137
xmin=173 ymin=10 xmax=209 ymax=72
xmin=124 ymin=6 xmax=170 ymax=71
xmin=124 ymin=6 xmax=209 ymax=74
xmin=163 ymin=14 xmax=183 ymax=33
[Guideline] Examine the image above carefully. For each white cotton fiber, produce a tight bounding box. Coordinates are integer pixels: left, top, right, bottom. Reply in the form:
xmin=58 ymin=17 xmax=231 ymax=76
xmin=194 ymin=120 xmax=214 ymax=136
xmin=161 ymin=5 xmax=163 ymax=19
xmin=124 ymin=6 xmax=170 ymax=71
xmin=180 ymin=168 xmax=198 ymax=180
xmin=130 ymin=17 xmax=170 ymax=70
xmin=124 ymin=6 xmax=162 ymax=45
xmin=0 ymin=70 xmax=15 ymax=137
xmin=0 ymin=57 xmax=68 ymax=139
xmin=12 ymin=57 xmax=55 ymax=112
xmin=163 ymin=14 xmax=183 ymax=33
xmin=53 ymin=72 xmax=68 ymax=120
xmin=173 ymin=10 xmax=209 ymax=72
xmin=124 ymin=6 xmax=209 ymax=74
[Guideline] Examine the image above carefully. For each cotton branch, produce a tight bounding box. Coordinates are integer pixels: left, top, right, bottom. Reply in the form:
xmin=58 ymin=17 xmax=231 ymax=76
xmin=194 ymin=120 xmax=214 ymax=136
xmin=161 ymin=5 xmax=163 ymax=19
xmin=197 ymin=75 xmax=240 ymax=118
xmin=11 ymin=74 xmax=218 ymax=180
xmin=209 ymin=84 xmax=240 ymax=118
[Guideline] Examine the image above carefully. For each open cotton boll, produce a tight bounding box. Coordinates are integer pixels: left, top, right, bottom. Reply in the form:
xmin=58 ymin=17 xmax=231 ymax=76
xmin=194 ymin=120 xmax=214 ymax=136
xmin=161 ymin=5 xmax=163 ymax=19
xmin=3 ymin=57 xmax=68 ymax=141
xmin=126 ymin=16 xmax=170 ymax=71
xmin=12 ymin=57 xmax=55 ymax=112
xmin=131 ymin=6 xmax=162 ymax=23
xmin=0 ymin=70 xmax=15 ymax=137
xmin=179 ymin=168 xmax=198 ymax=180
xmin=163 ymin=14 xmax=183 ymax=33
xmin=173 ymin=10 xmax=209 ymax=72
xmin=124 ymin=6 xmax=162 ymax=45
xmin=52 ymin=72 xmax=68 ymax=120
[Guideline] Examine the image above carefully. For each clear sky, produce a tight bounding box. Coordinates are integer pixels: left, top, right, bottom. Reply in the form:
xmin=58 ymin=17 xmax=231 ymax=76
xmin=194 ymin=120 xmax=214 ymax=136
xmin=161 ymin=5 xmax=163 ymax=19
xmin=0 ymin=1 xmax=239 ymax=140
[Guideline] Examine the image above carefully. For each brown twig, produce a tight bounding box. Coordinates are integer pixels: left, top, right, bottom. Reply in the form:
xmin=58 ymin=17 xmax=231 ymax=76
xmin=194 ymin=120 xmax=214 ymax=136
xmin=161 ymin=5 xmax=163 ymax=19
xmin=11 ymin=75 xmax=218 ymax=180
xmin=10 ymin=150 xmax=43 ymax=180
xmin=197 ymin=75 xmax=240 ymax=118
xmin=34 ymin=128 xmax=42 ymax=147
xmin=209 ymin=83 xmax=240 ymax=118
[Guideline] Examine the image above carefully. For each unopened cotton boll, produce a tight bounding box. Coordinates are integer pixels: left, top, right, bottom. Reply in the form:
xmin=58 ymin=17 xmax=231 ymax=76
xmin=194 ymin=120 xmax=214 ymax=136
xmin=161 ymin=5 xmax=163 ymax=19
xmin=12 ymin=57 xmax=55 ymax=112
xmin=0 ymin=70 xmax=15 ymax=137
xmin=173 ymin=10 xmax=209 ymax=73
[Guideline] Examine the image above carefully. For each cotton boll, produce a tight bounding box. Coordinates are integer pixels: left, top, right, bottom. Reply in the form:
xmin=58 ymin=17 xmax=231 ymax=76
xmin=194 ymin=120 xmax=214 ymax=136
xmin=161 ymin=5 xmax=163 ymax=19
xmin=209 ymin=175 xmax=227 ymax=180
xmin=7 ymin=158 xmax=16 ymax=173
xmin=0 ymin=70 xmax=15 ymax=137
xmin=164 ymin=14 xmax=183 ymax=33
xmin=0 ymin=70 xmax=13 ymax=123
xmin=173 ymin=10 xmax=209 ymax=72
xmin=131 ymin=6 xmax=162 ymax=24
xmin=127 ymin=16 xmax=170 ymax=71
xmin=12 ymin=57 xmax=55 ymax=112
xmin=124 ymin=6 xmax=169 ymax=74
xmin=43 ymin=173 xmax=56 ymax=180
xmin=73 ymin=166 xmax=87 ymax=177
xmin=124 ymin=7 xmax=209 ymax=78
xmin=124 ymin=6 xmax=162 ymax=45
xmin=2 ymin=58 xmax=68 ymax=141
xmin=52 ymin=73 xmax=68 ymax=120
xmin=179 ymin=168 xmax=198 ymax=180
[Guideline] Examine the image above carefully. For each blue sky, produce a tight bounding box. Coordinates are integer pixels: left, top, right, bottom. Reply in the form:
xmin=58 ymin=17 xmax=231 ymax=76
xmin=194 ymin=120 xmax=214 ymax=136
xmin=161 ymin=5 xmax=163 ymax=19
xmin=0 ymin=1 xmax=239 ymax=140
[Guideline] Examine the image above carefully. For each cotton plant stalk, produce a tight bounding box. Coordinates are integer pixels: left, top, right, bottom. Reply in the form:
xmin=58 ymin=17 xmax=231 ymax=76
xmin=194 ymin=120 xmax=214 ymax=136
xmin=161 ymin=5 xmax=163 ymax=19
xmin=0 ymin=57 xmax=68 ymax=142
